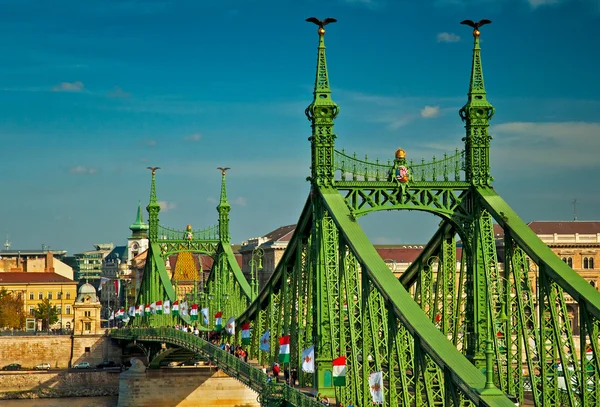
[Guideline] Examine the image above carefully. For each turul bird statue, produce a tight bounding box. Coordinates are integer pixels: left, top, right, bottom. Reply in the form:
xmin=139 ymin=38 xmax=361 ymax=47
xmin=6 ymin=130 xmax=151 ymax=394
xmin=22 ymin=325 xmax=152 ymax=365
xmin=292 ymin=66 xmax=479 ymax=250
xmin=305 ymin=17 xmax=337 ymax=28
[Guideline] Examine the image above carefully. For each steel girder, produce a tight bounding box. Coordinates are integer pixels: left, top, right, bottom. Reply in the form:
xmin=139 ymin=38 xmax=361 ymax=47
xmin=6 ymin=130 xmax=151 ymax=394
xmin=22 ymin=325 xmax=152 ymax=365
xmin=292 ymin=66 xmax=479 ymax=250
xmin=335 ymin=182 xmax=470 ymax=220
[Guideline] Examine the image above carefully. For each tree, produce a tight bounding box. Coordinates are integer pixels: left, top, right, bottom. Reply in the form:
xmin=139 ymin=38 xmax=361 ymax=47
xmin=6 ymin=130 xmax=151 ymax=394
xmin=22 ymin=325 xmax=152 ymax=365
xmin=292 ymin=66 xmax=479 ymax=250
xmin=34 ymin=298 xmax=59 ymax=331
xmin=0 ymin=289 xmax=26 ymax=329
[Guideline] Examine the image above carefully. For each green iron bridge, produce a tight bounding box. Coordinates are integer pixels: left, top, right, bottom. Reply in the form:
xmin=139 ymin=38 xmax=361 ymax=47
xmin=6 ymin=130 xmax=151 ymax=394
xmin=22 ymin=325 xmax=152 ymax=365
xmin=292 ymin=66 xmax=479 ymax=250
xmin=110 ymin=19 xmax=600 ymax=407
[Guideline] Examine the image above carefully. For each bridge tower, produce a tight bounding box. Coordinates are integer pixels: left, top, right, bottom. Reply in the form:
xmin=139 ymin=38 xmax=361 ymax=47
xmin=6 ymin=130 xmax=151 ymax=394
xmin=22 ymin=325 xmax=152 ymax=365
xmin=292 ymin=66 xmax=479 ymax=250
xmin=459 ymin=22 xmax=498 ymax=369
xmin=305 ymin=18 xmax=340 ymax=398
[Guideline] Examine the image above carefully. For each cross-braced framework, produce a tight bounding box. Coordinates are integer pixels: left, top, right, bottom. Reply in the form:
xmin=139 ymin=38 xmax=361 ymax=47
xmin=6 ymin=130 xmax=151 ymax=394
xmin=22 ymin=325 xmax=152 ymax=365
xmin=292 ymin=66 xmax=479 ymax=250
xmin=113 ymin=18 xmax=600 ymax=407
xmin=131 ymin=167 xmax=251 ymax=330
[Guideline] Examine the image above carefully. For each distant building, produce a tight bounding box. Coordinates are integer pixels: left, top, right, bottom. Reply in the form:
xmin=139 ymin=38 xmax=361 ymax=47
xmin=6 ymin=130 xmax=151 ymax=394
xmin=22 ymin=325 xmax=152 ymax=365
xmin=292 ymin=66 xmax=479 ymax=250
xmin=0 ymin=272 xmax=77 ymax=330
xmin=70 ymin=244 xmax=114 ymax=287
xmin=73 ymin=283 xmax=102 ymax=335
xmin=0 ymin=248 xmax=74 ymax=280
xmin=239 ymin=225 xmax=295 ymax=292
xmin=99 ymin=245 xmax=128 ymax=314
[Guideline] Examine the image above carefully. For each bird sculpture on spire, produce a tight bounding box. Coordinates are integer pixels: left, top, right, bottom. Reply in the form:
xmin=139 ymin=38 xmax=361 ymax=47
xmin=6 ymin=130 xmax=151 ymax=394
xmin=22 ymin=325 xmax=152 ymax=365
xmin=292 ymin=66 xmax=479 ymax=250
xmin=217 ymin=167 xmax=230 ymax=176
xmin=147 ymin=166 xmax=161 ymax=175
xmin=460 ymin=19 xmax=491 ymax=37
xmin=306 ymin=17 xmax=337 ymax=35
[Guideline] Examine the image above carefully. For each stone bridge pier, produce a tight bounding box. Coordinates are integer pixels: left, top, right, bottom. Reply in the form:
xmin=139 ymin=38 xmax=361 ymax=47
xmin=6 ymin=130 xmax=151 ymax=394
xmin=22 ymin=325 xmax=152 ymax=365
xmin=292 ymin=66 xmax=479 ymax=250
xmin=118 ymin=358 xmax=261 ymax=407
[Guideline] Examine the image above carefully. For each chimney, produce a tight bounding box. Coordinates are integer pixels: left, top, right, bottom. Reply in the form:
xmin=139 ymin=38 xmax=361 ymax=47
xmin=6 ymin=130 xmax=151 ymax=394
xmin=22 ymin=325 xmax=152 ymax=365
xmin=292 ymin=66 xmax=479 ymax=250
xmin=46 ymin=251 xmax=55 ymax=273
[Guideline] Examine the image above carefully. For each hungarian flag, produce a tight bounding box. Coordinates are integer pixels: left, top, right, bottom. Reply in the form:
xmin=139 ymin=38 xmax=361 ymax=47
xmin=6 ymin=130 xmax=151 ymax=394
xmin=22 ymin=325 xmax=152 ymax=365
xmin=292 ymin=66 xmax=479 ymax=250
xmin=156 ymin=301 xmax=163 ymax=315
xmin=144 ymin=304 xmax=151 ymax=316
xmin=214 ymin=311 xmax=223 ymax=331
xmin=241 ymin=322 xmax=251 ymax=345
xmin=201 ymin=308 xmax=209 ymax=325
xmin=163 ymin=300 xmax=171 ymax=315
xmin=172 ymin=301 xmax=179 ymax=316
xmin=135 ymin=305 xmax=142 ymax=316
xmin=279 ymin=335 xmax=290 ymax=363
xmin=225 ymin=317 xmax=235 ymax=335
xmin=190 ymin=304 xmax=199 ymax=321
xmin=332 ymin=356 xmax=347 ymax=386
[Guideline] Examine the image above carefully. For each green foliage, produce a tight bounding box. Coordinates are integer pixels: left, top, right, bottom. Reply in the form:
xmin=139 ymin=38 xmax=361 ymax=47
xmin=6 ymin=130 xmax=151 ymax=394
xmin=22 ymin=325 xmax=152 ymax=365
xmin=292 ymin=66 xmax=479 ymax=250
xmin=0 ymin=289 xmax=26 ymax=329
xmin=33 ymin=298 xmax=59 ymax=330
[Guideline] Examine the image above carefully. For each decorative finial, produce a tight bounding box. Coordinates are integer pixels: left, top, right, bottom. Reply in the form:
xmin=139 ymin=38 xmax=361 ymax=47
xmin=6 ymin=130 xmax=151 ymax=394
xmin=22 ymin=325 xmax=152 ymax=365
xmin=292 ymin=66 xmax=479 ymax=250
xmin=305 ymin=17 xmax=337 ymax=36
xmin=395 ymin=148 xmax=406 ymax=159
xmin=217 ymin=167 xmax=230 ymax=176
xmin=460 ymin=19 xmax=492 ymax=38
xmin=147 ymin=166 xmax=161 ymax=175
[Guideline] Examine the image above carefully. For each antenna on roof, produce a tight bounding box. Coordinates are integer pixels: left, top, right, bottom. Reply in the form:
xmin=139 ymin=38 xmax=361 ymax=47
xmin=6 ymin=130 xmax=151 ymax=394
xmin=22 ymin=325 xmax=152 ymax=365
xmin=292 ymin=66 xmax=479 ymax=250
xmin=4 ymin=235 xmax=10 ymax=251
xmin=572 ymin=198 xmax=578 ymax=221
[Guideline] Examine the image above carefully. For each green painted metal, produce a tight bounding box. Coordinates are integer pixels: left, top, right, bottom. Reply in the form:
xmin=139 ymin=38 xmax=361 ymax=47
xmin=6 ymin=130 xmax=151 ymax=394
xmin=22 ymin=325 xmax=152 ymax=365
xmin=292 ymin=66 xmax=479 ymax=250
xmin=132 ymin=168 xmax=250 ymax=330
xmin=111 ymin=327 xmax=323 ymax=407
xmin=113 ymin=18 xmax=600 ymax=407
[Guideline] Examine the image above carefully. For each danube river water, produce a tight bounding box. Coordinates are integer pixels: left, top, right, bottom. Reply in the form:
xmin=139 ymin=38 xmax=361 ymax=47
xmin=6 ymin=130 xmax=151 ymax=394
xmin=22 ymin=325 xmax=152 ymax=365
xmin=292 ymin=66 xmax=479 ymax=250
xmin=0 ymin=396 xmax=118 ymax=406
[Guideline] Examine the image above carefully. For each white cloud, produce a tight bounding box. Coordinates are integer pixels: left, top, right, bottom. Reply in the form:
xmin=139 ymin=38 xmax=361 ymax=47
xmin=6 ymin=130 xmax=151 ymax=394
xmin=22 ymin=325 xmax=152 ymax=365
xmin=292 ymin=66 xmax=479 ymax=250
xmin=528 ymin=0 xmax=561 ymax=8
xmin=387 ymin=115 xmax=414 ymax=130
xmin=52 ymin=81 xmax=84 ymax=92
xmin=492 ymin=121 xmax=600 ymax=169
xmin=184 ymin=133 xmax=201 ymax=142
xmin=69 ymin=165 xmax=97 ymax=175
xmin=158 ymin=201 xmax=176 ymax=212
xmin=420 ymin=105 xmax=440 ymax=118
xmin=231 ymin=197 xmax=248 ymax=206
xmin=143 ymin=139 xmax=157 ymax=147
xmin=436 ymin=32 xmax=461 ymax=43
xmin=107 ymin=86 xmax=131 ymax=98
xmin=206 ymin=197 xmax=218 ymax=204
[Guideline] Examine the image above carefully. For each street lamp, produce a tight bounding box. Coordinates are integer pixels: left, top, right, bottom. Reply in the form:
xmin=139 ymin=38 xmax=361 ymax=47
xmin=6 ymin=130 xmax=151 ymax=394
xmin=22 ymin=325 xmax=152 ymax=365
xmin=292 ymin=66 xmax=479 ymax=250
xmin=249 ymin=246 xmax=264 ymax=301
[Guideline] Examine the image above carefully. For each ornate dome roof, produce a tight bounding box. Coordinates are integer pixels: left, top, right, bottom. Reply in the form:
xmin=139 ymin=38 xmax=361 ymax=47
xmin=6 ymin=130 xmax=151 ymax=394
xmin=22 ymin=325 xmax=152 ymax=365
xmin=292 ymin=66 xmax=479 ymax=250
xmin=76 ymin=283 xmax=99 ymax=303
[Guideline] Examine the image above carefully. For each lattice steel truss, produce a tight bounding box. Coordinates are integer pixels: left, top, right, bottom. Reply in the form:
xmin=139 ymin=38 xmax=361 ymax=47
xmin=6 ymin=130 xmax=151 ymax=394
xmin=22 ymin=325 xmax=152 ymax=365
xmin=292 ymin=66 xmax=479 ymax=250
xmin=116 ymin=19 xmax=600 ymax=407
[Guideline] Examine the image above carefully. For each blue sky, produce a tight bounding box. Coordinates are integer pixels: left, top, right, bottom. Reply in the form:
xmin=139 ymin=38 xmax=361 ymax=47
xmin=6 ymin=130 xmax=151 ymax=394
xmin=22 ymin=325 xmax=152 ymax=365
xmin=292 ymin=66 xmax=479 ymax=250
xmin=1 ymin=0 xmax=599 ymax=254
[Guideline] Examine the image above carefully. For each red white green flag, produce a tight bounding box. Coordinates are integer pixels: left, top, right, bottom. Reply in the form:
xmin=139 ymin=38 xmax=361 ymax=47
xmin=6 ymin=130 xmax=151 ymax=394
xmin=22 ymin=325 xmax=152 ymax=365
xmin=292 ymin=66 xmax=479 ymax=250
xmin=156 ymin=301 xmax=163 ymax=315
xmin=332 ymin=356 xmax=347 ymax=386
xmin=190 ymin=304 xmax=199 ymax=321
xmin=172 ymin=301 xmax=179 ymax=316
xmin=215 ymin=311 xmax=223 ymax=331
xmin=279 ymin=335 xmax=290 ymax=363
xmin=144 ymin=304 xmax=151 ymax=316
xmin=241 ymin=322 xmax=251 ymax=345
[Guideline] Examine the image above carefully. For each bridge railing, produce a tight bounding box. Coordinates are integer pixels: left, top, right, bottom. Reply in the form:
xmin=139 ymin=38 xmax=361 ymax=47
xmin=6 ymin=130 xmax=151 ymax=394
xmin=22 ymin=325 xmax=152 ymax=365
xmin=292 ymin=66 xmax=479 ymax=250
xmin=157 ymin=224 xmax=219 ymax=241
xmin=110 ymin=327 xmax=322 ymax=407
xmin=334 ymin=149 xmax=465 ymax=182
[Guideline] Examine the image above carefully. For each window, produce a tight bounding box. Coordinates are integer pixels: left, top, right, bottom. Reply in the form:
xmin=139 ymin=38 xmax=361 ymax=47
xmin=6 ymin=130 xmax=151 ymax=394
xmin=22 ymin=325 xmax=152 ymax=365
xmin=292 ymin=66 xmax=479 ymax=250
xmin=85 ymin=346 xmax=91 ymax=352
xmin=66 ymin=292 xmax=71 ymax=300
xmin=583 ymin=257 xmax=595 ymax=269
xmin=563 ymin=257 xmax=573 ymax=267
xmin=29 ymin=306 xmax=35 ymax=316
xmin=56 ymin=305 xmax=62 ymax=315
xmin=57 ymin=292 xmax=62 ymax=299
xmin=38 ymin=292 xmax=43 ymax=300
xmin=65 ymin=305 xmax=71 ymax=315
xmin=48 ymin=292 xmax=52 ymax=300
xmin=29 ymin=292 xmax=34 ymax=300
xmin=84 ymin=322 xmax=91 ymax=331
xmin=84 ymin=311 xmax=91 ymax=317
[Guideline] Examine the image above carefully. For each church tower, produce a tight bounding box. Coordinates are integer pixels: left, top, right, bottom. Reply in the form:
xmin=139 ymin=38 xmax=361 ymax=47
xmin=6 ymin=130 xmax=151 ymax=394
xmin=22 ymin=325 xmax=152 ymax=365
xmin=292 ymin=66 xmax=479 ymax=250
xmin=127 ymin=201 xmax=149 ymax=266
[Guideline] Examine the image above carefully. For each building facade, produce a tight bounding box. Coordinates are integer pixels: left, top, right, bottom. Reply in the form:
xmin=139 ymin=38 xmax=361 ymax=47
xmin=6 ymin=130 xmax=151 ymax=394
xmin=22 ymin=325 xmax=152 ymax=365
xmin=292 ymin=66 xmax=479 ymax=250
xmin=73 ymin=283 xmax=102 ymax=335
xmin=70 ymin=243 xmax=114 ymax=287
xmin=0 ymin=272 xmax=78 ymax=331
xmin=0 ymin=249 xmax=73 ymax=280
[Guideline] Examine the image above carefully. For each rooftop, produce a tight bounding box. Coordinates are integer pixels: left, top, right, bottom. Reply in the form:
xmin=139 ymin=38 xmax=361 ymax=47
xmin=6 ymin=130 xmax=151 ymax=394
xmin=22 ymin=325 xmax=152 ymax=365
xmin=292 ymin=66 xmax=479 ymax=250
xmin=0 ymin=272 xmax=75 ymax=284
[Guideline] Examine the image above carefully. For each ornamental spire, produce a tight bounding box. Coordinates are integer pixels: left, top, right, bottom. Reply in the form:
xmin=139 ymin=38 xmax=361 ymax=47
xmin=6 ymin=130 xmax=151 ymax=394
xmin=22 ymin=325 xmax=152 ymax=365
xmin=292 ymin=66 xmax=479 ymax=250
xmin=458 ymin=19 xmax=495 ymax=186
xmin=130 ymin=200 xmax=149 ymax=238
xmin=216 ymin=167 xmax=231 ymax=243
xmin=146 ymin=167 xmax=161 ymax=241
xmin=305 ymin=17 xmax=339 ymax=186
